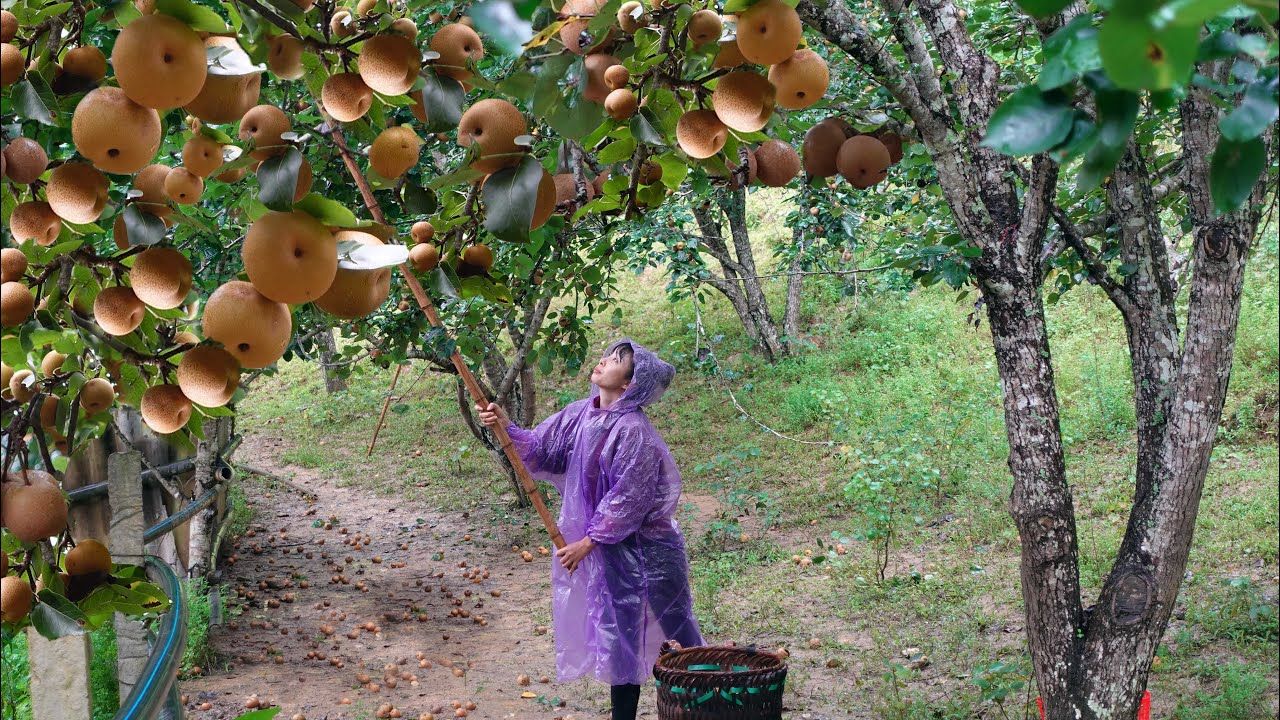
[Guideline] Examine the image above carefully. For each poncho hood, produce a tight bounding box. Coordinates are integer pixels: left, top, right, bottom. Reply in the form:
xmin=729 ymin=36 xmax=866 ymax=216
xmin=588 ymin=338 xmax=675 ymax=415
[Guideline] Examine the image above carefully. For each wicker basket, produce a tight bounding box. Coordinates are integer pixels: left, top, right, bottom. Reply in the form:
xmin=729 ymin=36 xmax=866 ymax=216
xmin=654 ymin=644 xmax=787 ymax=720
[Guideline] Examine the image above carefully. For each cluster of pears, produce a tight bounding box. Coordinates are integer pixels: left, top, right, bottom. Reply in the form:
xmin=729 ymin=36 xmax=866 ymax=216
xmin=558 ymin=0 xmax=828 ymax=189
xmin=802 ymin=117 xmax=906 ymax=189
xmin=2 ymin=342 xmax=119 ymax=455
xmin=1 ymin=245 xmax=36 ymax=329
xmin=1 ymin=467 xmax=116 ymax=624
xmin=2 ymin=7 xmax=414 ymax=436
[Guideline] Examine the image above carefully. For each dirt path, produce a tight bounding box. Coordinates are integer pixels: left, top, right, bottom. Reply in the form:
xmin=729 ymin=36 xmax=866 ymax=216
xmin=182 ymin=432 xmax=604 ymax=720
xmin=180 ymin=434 xmax=848 ymax=720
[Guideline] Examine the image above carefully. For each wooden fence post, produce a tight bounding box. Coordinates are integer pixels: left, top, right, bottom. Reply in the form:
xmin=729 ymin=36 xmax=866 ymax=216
xmin=26 ymin=628 xmax=93 ymax=720
xmin=108 ymin=449 xmax=150 ymax=705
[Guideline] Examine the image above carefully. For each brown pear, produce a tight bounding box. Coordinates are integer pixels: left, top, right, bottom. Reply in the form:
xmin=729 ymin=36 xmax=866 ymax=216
xmin=176 ymin=345 xmax=240 ymax=407
xmin=182 ymin=134 xmax=225 ymax=177
xmin=322 ymin=73 xmax=374 ymax=123
xmin=93 ymin=286 xmax=146 ymax=336
xmin=457 ymin=99 xmax=528 ymax=174
xmin=140 ymin=384 xmax=192 ymax=434
xmin=242 ymin=210 xmax=338 ymax=304
xmin=112 ymin=14 xmax=207 ymax=108
xmin=369 ymin=126 xmax=422 ymax=179
xmin=711 ymin=71 xmax=775 ymax=132
xmin=359 ymin=34 xmax=420 ymax=96
xmin=1 ymin=281 xmax=34 ymax=328
xmin=676 ymin=110 xmax=728 ymax=159
xmin=768 ymin=49 xmax=829 ymax=110
xmin=3 ymin=138 xmax=49 ymax=184
xmin=429 ymin=24 xmax=485 ymax=85
xmin=201 ymin=280 xmax=292 ymax=369
xmin=130 ymin=246 xmax=193 ymax=309
xmin=10 ymin=201 xmax=62 ymax=246
xmin=239 ymin=104 xmax=291 ymax=160
xmin=71 ymin=87 xmax=162 ymax=174
xmin=802 ymin=119 xmax=849 ymax=178
xmin=735 ymin=0 xmax=802 ymax=65
xmin=753 ymin=139 xmax=800 ymax=187
xmin=837 ymin=135 xmax=891 ymax=189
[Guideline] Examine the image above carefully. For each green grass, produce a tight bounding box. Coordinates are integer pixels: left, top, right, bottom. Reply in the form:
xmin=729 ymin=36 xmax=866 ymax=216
xmin=89 ymin=624 xmax=118 ymax=720
xmin=181 ymin=578 xmax=222 ymax=675
xmin=234 ymin=192 xmax=1279 ymax=716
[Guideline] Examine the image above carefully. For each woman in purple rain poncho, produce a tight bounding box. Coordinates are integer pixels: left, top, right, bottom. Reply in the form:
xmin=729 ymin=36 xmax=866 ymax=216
xmin=477 ymin=339 xmax=703 ymax=720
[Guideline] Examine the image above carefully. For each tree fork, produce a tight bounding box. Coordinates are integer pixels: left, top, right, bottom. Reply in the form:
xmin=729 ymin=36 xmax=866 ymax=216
xmin=323 ymin=115 xmax=565 ymax=549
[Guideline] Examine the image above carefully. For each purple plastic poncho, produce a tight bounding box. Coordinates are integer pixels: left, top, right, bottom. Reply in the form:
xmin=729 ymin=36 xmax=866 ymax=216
xmin=505 ymin=339 xmax=704 ymax=685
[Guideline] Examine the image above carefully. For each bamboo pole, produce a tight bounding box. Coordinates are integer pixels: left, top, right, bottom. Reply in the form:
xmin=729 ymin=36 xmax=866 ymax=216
xmin=367 ymin=363 xmax=403 ymax=456
xmin=326 ymin=121 xmax=566 ymax=550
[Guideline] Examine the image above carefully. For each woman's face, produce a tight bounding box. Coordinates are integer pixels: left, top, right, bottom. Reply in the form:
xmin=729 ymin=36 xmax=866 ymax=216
xmin=590 ymin=349 xmax=632 ymax=391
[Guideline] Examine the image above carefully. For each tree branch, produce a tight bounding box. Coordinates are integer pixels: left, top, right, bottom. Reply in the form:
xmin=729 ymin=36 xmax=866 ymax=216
xmin=878 ymin=0 xmax=944 ymax=108
xmin=236 ymin=0 xmax=303 ymax=38
xmin=496 ymin=294 xmax=551 ymax=400
xmin=1050 ymin=205 xmax=1134 ymax=317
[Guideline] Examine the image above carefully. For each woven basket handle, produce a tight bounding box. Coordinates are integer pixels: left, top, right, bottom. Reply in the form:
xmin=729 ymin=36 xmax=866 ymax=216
xmin=659 ymin=640 xmax=684 ymax=656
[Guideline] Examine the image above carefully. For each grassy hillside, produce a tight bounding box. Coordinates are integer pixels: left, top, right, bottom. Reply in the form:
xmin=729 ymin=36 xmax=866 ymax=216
xmin=238 ymin=196 xmax=1278 ymax=718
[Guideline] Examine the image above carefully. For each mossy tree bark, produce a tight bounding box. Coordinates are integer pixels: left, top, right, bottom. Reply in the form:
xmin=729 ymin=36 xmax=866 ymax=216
xmin=315 ymin=324 xmax=348 ymax=394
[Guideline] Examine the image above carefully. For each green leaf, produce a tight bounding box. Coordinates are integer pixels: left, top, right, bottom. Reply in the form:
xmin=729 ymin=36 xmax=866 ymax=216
xmin=499 ymin=71 xmax=538 ymax=103
xmin=1152 ymin=0 xmax=1239 ymax=28
xmin=30 ymin=2 xmax=74 ymax=22
xmin=1218 ymin=71 xmax=1279 ymax=142
xmin=1048 ymin=114 xmax=1099 ymax=163
xmin=546 ymin=100 xmax=604 ymax=140
xmin=598 ymin=137 xmax=637 ymax=163
xmin=13 ymin=80 xmax=57 ymax=126
xmin=535 ymin=55 xmax=604 ymax=140
xmin=154 ymin=0 xmax=230 ymax=32
xmin=482 ymin=155 xmax=543 ymax=242
xmin=1038 ymin=15 xmax=1101 ymax=90
xmin=458 ymin=277 xmax=514 ymax=303
xmin=418 ymin=70 xmax=465 ymax=134
xmin=426 ymin=165 xmax=485 ymax=190
xmin=1077 ymin=89 xmax=1139 ymax=191
xmin=586 ymin=0 xmax=622 ymax=35
xmin=294 ymin=194 xmax=360 ymax=227
xmin=424 ymin=267 xmax=459 ymax=300
xmin=1015 ymin=0 xmax=1072 ymax=17
xmin=36 ymin=590 xmax=87 ymax=623
xmin=257 ymin=147 xmax=303 ymax=211
xmin=30 ymin=601 xmax=87 ymax=639
xmin=630 ymin=109 xmax=666 ymax=146
xmin=1209 ymin=136 xmax=1265 ymax=214
xmin=402 ymin=183 xmax=438 ymax=214
xmin=981 ymin=87 xmax=1074 ymax=156
xmin=655 ymin=152 xmax=689 ymax=190
xmin=121 ymin=206 xmax=168 ymax=247
xmin=1097 ymin=14 xmax=1199 ymax=90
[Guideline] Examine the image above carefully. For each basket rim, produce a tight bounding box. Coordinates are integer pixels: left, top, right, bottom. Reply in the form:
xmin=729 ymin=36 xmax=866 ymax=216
xmin=655 ymin=644 xmax=787 ymax=676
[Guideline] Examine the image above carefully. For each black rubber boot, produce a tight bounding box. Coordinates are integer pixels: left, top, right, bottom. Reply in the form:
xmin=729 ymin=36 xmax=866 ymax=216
xmin=610 ymin=683 xmax=641 ymax=720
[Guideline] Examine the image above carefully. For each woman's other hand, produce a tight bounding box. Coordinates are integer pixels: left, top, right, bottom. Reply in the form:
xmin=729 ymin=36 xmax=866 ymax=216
xmin=555 ymin=537 xmax=596 ymax=574
xmin=475 ymin=402 xmax=509 ymax=428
